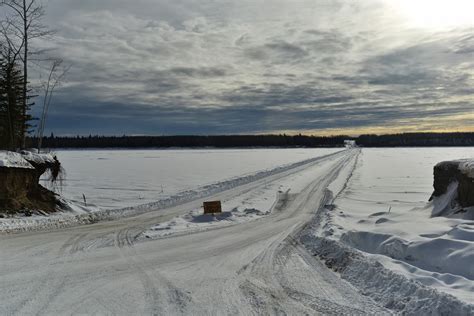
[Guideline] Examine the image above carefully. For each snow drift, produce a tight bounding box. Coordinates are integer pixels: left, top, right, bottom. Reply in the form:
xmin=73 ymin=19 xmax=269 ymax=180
xmin=308 ymin=149 xmax=474 ymax=309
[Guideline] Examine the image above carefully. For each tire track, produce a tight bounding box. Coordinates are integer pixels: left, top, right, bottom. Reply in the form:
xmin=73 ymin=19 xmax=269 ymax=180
xmin=237 ymin=149 xmax=389 ymax=315
xmin=114 ymin=227 xmax=192 ymax=315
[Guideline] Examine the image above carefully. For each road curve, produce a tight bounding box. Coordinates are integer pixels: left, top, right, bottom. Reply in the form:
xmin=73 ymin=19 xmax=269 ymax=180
xmin=0 ymin=149 xmax=390 ymax=315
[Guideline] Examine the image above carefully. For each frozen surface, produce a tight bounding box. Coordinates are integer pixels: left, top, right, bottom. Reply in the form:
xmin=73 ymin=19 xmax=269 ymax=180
xmin=142 ymin=150 xmax=347 ymax=239
xmin=1 ymin=149 xmax=393 ymax=315
xmin=1 ymin=148 xmax=342 ymax=233
xmin=1 ymin=148 xmax=473 ymax=314
xmin=48 ymin=148 xmax=340 ymax=209
xmin=328 ymin=147 xmax=474 ymax=303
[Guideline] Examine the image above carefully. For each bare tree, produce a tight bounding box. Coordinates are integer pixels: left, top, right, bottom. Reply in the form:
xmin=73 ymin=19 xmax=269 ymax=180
xmin=0 ymin=0 xmax=53 ymax=148
xmin=36 ymin=59 xmax=68 ymax=152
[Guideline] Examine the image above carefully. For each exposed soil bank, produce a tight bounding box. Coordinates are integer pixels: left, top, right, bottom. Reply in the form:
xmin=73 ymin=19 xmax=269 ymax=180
xmin=431 ymin=160 xmax=474 ymax=209
xmin=0 ymin=151 xmax=62 ymax=214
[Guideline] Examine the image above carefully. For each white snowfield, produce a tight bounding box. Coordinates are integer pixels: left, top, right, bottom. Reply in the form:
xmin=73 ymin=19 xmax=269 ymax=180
xmin=48 ymin=148 xmax=341 ymax=209
xmin=1 ymin=148 xmax=473 ymax=315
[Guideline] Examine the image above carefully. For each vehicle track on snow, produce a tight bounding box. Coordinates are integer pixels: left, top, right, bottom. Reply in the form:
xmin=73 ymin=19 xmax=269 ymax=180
xmin=114 ymin=227 xmax=192 ymax=315
xmin=234 ymin=150 xmax=389 ymax=315
xmin=0 ymin=149 xmax=391 ymax=315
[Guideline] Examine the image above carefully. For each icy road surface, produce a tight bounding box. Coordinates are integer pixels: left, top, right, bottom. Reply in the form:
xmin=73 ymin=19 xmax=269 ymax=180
xmin=0 ymin=149 xmax=389 ymax=315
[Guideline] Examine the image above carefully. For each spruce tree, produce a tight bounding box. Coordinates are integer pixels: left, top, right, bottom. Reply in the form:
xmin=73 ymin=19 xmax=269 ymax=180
xmin=0 ymin=54 xmax=30 ymax=150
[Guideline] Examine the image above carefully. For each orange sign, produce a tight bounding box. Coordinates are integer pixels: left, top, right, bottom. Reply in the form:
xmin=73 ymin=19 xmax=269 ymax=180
xmin=203 ymin=201 xmax=222 ymax=214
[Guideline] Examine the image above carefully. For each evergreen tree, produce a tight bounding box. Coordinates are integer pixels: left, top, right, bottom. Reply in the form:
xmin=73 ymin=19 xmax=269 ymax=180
xmin=0 ymin=53 xmax=31 ymax=150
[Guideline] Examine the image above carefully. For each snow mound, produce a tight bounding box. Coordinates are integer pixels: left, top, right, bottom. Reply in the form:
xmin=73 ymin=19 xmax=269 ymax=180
xmin=300 ymin=235 xmax=474 ymax=315
xmin=308 ymin=149 xmax=474 ymax=307
xmin=0 ymin=151 xmax=34 ymax=169
xmin=340 ymin=230 xmax=474 ymax=280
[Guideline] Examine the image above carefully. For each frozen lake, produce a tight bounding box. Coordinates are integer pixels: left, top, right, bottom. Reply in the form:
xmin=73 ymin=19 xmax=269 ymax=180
xmin=48 ymin=148 xmax=341 ymax=209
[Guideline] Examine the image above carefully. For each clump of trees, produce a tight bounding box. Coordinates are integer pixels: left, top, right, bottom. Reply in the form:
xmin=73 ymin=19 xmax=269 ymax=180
xmin=0 ymin=51 xmax=27 ymax=149
xmin=0 ymin=0 xmax=67 ymax=151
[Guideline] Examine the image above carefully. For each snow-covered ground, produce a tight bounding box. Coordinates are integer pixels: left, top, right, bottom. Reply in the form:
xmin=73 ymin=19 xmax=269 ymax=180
xmin=1 ymin=148 xmax=343 ymax=233
xmin=1 ymin=149 xmax=394 ymax=315
xmin=0 ymin=151 xmax=34 ymax=169
xmin=324 ymin=148 xmax=474 ymax=304
xmin=1 ymin=147 xmax=473 ymax=314
xmin=50 ymin=148 xmax=340 ymax=209
xmin=142 ymin=149 xmax=347 ymax=239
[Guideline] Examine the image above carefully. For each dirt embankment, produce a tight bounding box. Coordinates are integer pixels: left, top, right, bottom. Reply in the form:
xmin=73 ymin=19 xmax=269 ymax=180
xmin=430 ymin=160 xmax=474 ymax=209
xmin=0 ymin=152 xmax=63 ymax=214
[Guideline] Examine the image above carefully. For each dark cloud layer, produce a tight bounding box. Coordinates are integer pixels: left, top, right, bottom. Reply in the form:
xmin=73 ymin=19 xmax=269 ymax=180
xmin=29 ymin=0 xmax=474 ymax=135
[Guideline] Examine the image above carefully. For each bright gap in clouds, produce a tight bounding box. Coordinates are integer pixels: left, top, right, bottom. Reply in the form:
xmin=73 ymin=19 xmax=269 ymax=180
xmin=393 ymin=0 xmax=474 ymax=29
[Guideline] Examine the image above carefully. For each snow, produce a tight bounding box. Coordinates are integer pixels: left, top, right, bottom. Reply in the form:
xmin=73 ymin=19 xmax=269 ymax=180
xmin=0 ymin=151 xmax=34 ymax=169
xmin=0 ymin=149 xmax=393 ymax=315
xmin=1 ymin=147 xmax=473 ymax=314
xmin=0 ymin=148 xmax=343 ymax=233
xmin=431 ymin=181 xmax=462 ymax=217
xmin=300 ymin=235 xmax=474 ymax=315
xmin=20 ymin=150 xmax=56 ymax=165
xmin=49 ymin=148 xmax=341 ymax=209
xmin=319 ymin=147 xmax=474 ymax=304
xmin=0 ymin=150 xmax=56 ymax=170
xmin=142 ymin=150 xmax=342 ymax=240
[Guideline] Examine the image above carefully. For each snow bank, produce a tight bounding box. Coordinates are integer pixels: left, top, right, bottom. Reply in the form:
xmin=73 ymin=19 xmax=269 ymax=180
xmin=300 ymin=234 xmax=474 ymax=315
xmin=340 ymin=230 xmax=474 ymax=280
xmin=304 ymin=148 xmax=474 ymax=310
xmin=0 ymin=151 xmax=34 ymax=169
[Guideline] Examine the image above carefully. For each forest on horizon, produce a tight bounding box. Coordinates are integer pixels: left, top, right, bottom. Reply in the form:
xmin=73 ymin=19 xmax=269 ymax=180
xmin=31 ymin=132 xmax=474 ymax=149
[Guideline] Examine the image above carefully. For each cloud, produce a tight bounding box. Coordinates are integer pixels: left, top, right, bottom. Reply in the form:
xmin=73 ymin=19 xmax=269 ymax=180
xmin=30 ymin=0 xmax=474 ymax=135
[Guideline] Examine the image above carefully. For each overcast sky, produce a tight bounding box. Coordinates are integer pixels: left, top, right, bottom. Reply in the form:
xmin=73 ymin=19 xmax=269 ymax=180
xmin=30 ymin=0 xmax=474 ymax=135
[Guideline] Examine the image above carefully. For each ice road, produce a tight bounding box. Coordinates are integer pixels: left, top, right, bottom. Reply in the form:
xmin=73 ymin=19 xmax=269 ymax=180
xmin=0 ymin=149 xmax=390 ymax=315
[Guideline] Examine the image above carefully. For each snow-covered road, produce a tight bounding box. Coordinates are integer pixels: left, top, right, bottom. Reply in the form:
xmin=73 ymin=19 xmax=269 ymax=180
xmin=0 ymin=149 xmax=390 ymax=315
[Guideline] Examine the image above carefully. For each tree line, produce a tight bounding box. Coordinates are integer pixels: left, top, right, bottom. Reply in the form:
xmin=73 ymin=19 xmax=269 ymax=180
xmin=32 ymin=132 xmax=474 ymax=149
